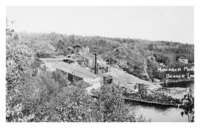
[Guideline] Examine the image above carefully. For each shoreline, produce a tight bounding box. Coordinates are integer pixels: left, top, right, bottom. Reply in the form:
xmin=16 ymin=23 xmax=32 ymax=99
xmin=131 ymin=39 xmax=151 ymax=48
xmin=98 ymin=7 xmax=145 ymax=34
xmin=158 ymin=79 xmax=194 ymax=85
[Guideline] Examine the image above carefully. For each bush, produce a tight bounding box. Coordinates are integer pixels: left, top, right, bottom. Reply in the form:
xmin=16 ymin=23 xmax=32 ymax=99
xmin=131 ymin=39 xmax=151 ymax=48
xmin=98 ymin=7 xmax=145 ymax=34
xmin=91 ymin=84 xmax=139 ymax=122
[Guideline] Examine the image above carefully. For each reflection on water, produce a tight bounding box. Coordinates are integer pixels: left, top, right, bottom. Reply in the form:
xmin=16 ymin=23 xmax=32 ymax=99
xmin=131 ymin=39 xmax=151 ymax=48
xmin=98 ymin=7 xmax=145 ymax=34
xmin=161 ymin=81 xmax=194 ymax=89
xmin=126 ymin=101 xmax=187 ymax=122
xmin=126 ymin=81 xmax=194 ymax=122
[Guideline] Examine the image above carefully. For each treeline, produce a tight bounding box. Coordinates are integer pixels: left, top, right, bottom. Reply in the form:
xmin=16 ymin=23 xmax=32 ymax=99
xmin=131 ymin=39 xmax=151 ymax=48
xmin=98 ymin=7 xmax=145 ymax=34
xmin=13 ymin=31 xmax=194 ymax=81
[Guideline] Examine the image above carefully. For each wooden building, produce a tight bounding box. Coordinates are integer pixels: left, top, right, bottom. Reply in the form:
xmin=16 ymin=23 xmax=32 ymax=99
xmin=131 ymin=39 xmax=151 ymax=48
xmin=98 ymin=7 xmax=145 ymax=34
xmin=39 ymin=58 xmax=101 ymax=93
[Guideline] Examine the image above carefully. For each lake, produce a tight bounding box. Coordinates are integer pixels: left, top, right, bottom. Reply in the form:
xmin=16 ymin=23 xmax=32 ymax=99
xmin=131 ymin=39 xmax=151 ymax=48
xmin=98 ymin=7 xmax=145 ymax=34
xmin=126 ymin=81 xmax=194 ymax=122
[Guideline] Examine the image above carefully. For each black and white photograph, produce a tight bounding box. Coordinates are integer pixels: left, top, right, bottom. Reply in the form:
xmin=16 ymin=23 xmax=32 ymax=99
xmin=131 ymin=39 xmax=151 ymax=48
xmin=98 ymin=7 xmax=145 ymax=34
xmin=5 ymin=5 xmax=195 ymax=123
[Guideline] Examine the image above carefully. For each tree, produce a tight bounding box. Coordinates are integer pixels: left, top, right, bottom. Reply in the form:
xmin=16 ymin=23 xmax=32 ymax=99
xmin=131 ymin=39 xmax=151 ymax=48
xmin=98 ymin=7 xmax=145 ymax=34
xmin=146 ymin=58 xmax=159 ymax=81
xmin=147 ymin=44 xmax=155 ymax=51
xmin=6 ymin=17 xmax=15 ymax=36
xmin=180 ymin=89 xmax=194 ymax=122
xmin=91 ymin=84 xmax=145 ymax=122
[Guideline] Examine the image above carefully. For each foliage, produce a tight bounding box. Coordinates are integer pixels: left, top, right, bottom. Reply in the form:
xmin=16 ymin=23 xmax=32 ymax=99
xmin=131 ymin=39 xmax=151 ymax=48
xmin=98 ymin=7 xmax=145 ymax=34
xmin=91 ymin=84 xmax=138 ymax=122
xmin=153 ymin=53 xmax=170 ymax=65
xmin=7 ymin=69 xmax=142 ymax=122
xmin=6 ymin=18 xmax=15 ymax=36
xmin=6 ymin=40 xmax=140 ymax=122
xmin=52 ymin=70 xmax=70 ymax=88
xmin=180 ymin=90 xmax=194 ymax=122
xmin=102 ymin=44 xmax=149 ymax=80
xmin=146 ymin=58 xmax=159 ymax=80
xmin=6 ymin=18 xmax=193 ymax=122
xmin=11 ymin=31 xmax=194 ymax=81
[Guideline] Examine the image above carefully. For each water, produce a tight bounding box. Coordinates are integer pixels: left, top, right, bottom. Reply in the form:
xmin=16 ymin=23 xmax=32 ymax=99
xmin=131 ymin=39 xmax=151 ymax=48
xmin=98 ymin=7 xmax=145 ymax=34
xmin=127 ymin=101 xmax=188 ymax=122
xmin=161 ymin=80 xmax=194 ymax=89
xmin=126 ymin=81 xmax=194 ymax=122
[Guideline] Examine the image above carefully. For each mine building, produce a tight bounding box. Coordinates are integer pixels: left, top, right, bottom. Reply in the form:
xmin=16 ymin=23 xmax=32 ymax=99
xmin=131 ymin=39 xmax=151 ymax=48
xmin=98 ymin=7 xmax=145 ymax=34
xmin=38 ymin=57 xmax=101 ymax=93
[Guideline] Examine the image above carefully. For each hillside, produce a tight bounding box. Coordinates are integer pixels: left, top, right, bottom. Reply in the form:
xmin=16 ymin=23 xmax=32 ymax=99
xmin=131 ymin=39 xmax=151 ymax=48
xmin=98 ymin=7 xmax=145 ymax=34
xmin=6 ymin=29 xmax=194 ymax=122
xmin=11 ymin=32 xmax=194 ymax=82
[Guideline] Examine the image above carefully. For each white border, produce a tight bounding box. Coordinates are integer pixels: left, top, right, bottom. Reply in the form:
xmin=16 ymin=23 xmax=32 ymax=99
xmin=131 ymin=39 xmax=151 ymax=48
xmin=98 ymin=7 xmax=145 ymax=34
xmin=1 ymin=0 xmax=200 ymax=128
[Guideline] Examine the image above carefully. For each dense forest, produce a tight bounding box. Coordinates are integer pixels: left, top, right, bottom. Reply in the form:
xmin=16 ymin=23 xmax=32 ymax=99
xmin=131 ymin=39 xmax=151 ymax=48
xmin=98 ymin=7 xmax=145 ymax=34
xmin=11 ymin=30 xmax=194 ymax=81
xmin=6 ymin=19 xmax=194 ymax=122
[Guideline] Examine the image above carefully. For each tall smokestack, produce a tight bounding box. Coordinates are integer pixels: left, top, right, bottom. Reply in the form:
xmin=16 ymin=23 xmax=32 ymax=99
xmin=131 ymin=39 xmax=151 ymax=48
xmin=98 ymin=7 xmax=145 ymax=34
xmin=95 ymin=53 xmax=98 ymax=74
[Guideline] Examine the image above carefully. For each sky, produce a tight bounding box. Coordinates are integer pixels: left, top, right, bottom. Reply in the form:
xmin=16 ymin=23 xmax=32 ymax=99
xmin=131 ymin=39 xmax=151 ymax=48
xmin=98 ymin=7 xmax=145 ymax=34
xmin=6 ymin=6 xmax=194 ymax=44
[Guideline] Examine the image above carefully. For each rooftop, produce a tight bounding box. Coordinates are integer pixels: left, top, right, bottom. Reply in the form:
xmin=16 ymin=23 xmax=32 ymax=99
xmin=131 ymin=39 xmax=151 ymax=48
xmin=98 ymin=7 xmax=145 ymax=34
xmin=39 ymin=58 xmax=98 ymax=79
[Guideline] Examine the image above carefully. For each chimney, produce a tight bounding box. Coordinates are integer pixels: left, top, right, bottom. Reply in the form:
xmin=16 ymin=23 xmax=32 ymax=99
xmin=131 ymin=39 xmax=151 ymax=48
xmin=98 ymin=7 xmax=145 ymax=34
xmin=95 ymin=53 xmax=98 ymax=74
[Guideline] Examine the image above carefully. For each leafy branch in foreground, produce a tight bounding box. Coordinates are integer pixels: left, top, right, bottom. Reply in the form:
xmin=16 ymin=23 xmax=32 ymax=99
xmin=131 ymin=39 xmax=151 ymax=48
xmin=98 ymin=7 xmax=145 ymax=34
xmin=180 ymin=89 xmax=194 ymax=122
